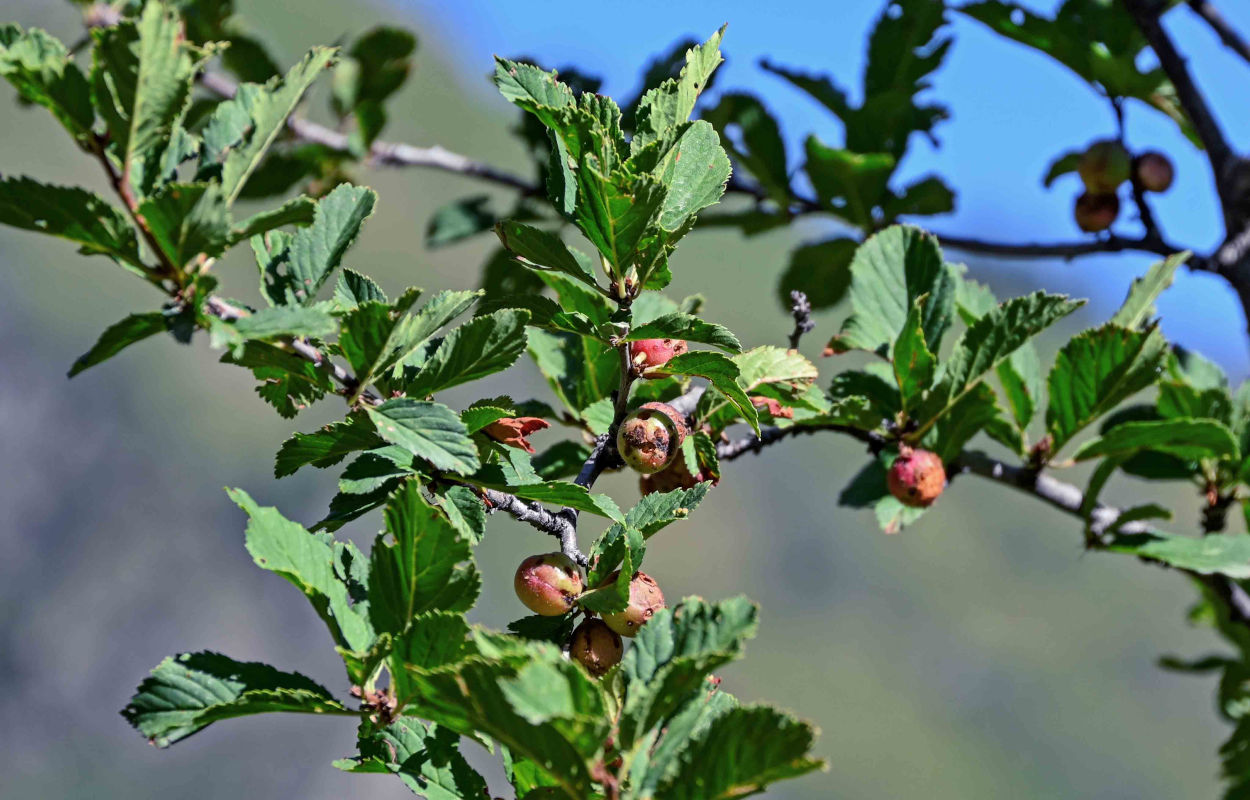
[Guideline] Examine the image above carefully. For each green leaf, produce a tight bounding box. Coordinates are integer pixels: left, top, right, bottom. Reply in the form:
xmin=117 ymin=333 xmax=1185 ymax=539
xmin=230 ymin=196 xmax=316 ymax=244
xmin=917 ymin=291 xmax=1083 ymax=426
xmin=405 ymin=309 xmax=531 ymax=396
xmin=468 ymin=476 xmax=624 ymax=523
xmin=0 ymin=177 xmax=142 ymax=269
xmin=368 ymin=481 xmax=475 ymax=634
xmin=575 ymin=168 xmax=667 ymax=275
xmin=653 ymin=119 xmax=731 ymax=231
xmin=138 ymin=182 xmax=231 ymax=267
xmin=656 ymin=705 xmax=824 ymax=799
xmin=434 ymin=484 xmax=487 ymax=546
xmin=583 ymin=525 xmax=645 ymax=613
xmin=275 ymin=412 xmax=383 ymax=477
xmin=494 ymin=220 xmax=598 ymax=286
xmin=619 ymin=596 xmax=760 ymax=748
xmin=334 ymin=268 xmax=387 ymax=309
xmin=201 ymin=47 xmax=335 ymax=202
xmin=1073 ymin=419 xmax=1238 ymax=462
xmin=1047 ymin=324 xmax=1169 ymax=454
xmin=703 ymin=92 xmax=789 ymax=204
xmin=625 ymin=312 xmax=741 ymax=352
xmin=91 ymin=3 xmax=207 ymax=194
xmin=829 ymin=225 xmax=955 ymax=358
xmin=527 ymin=329 xmax=618 ymax=416
xmin=366 ymin=399 xmax=481 ymax=474
xmin=1107 ymin=532 xmax=1250 ymax=578
xmin=428 ymin=195 xmax=496 ymax=248
xmin=658 ymin=351 xmax=759 ymax=434
xmin=122 ymin=651 xmax=346 ymax=748
xmin=0 ymin=24 xmax=94 ymax=142
xmin=337 ymin=289 xmax=425 ymax=393
xmin=258 ymin=183 xmax=377 ymax=306
xmin=881 ymin=175 xmax=955 ymax=220
xmin=69 ymin=312 xmax=167 ymax=377
xmin=893 ymin=296 xmax=936 ymax=413
xmin=803 ymin=135 xmax=894 ymax=228
xmin=227 ymin=488 xmax=375 ymax=655
xmin=337 ymin=718 xmax=490 ymax=798
xmin=221 ymin=340 xmax=334 ymax=418
xmin=212 ymin=305 xmax=337 ymax=347
xmin=1110 ymin=252 xmax=1189 ymax=329
xmin=776 ymin=237 xmax=857 ymax=310
xmin=1043 ymin=149 xmax=1083 ymax=188
xmin=633 ymin=25 xmax=726 ymax=153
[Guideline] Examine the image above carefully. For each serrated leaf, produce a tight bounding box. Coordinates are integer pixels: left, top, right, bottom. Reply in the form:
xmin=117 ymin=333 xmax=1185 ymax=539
xmin=894 ymin=295 xmax=936 ymax=413
xmin=625 ymin=312 xmax=740 ymax=352
xmin=275 ymin=412 xmax=383 ymax=477
xmin=653 ymin=120 xmax=731 ymax=231
xmin=366 ymin=399 xmax=481 ymax=475
xmin=201 ymin=47 xmax=335 ymax=202
xmin=214 ymin=305 xmax=337 ymax=347
xmin=830 ymin=225 xmax=954 ymax=358
xmin=258 ymin=183 xmax=377 ymax=306
xmin=633 ymin=25 xmax=725 ymax=153
xmin=1110 ymin=252 xmax=1189 ymax=329
xmin=495 ymin=220 xmax=598 ymax=286
xmin=137 ymin=182 xmax=231 ymax=268
xmin=337 ymin=717 xmax=490 ymax=799
xmin=1047 ymin=324 xmax=1169 ymax=454
xmin=0 ymin=24 xmax=94 ymax=142
xmin=122 ymin=652 xmax=345 ymax=748
xmin=1107 ymin=532 xmax=1250 ymax=578
xmin=434 ymin=484 xmax=487 ymax=546
xmin=1073 ymin=419 xmax=1238 ymax=462
xmin=657 ymin=351 xmax=759 ymax=434
xmin=68 ymin=312 xmax=167 ymax=377
xmin=334 ymin=268 xmax=387 ymax=309
xmin=227 ymin=488 xmax=375 ymax=655
xmin=470 ymin=478 xmax=624 ymax=523
xmin=0 ymin=177 xmax=143 ymax=269
xmin=656 ymin=705 xmax=824 ymax=800
xmin=230 ymin=196 xmax=316 ymax=244
xmin=404 ymin=309 xmax=531 ymax=397
xmin=368 ymin=482 xmax=475 ymax=635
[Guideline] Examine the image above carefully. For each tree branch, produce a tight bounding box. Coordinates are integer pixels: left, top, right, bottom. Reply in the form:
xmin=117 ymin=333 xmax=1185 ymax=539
xmin=1187 ymin=0 xmax=1250 ymax=68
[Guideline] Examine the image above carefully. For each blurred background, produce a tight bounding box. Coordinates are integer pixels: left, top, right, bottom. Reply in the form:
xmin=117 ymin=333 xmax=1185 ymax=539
xmin=4 ymin=0 xmax=1250 ymax=797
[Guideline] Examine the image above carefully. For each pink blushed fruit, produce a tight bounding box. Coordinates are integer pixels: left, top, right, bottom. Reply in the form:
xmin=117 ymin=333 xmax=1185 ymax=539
xmin=1078 ymin=140 xmax=1131 ymax=194
xmin=887 ymin=447 xmax=947 ymax=508
xmin=601 ymin=571 xmax=665 ymax=637
xmin=569 ymin=618 xmax=623 ymax=677
xmin=616 ymin=402 xmax=687 ymax=475
xmin=630 ymin=338 xmax=688 ymax=376
xmin=514 ymin=552 xmax=583 ymax=616
xmin=1134 ymin=151 xmax=1174 ymax=193
xmin=1074 ymin=192 xmax=1119 ymax=233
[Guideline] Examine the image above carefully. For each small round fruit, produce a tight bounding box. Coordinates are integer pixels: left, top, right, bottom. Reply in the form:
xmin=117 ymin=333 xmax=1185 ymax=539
xmin=1134 ymin=151 xmax=1174 ymax=193
xmin=616 ymin=402 xmax=687 ymax=475
xmin=1079 ymin=140 xmax=1131 ymax=193
xmin=514 ymin=553 xmax=584 ymax=616
xmin=887 ymin=447 xmax=947 ymax=508
xmin=630 ymin=338 xmax=688 ymax=377
xmin=569 ymin=618 xmax=623 ymax=677
xmin=1074 ymin=192 xmax=1119 ymax=233
xmin=601 ymin=571 xmax=665 ymax=637
xmin=639 ymin=456 xmax=704 ymax=496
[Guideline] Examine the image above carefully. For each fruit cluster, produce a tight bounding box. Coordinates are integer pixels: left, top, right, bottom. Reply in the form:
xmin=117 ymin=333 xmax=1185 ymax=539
xmin=1071 ymin=140 xmax=1173 ymax=233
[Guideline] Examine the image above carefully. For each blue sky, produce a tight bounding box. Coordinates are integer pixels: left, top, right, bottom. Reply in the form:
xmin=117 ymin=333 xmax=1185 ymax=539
xmin=407 ymin=0 xmax=1250 ymax=377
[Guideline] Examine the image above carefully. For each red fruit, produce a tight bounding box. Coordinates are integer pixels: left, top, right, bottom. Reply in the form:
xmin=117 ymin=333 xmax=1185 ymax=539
xmin=1074 ymin=192 xmax=1119 ymax=233
xmin=616 ymin=402 xmax=687 ymax=475
xmin=569 ymin=618 xmax=623 ymax=677
xmin=630 ymin=338 xmax=688 ymax=377
xmin=1134 ymin=151 xmax=1174 ymax=193
xmin=887 ymin=447 xmax=946 ymax=508
xmin=639 ymin=456 xmax=704 ymax=496
xmin=514 ymin=553 xmax=583 ymax=616
xmin=1078 ymin=140 xmax=1131 ymax=193
xmin=601 ymin=571 xmax=665 ymax=637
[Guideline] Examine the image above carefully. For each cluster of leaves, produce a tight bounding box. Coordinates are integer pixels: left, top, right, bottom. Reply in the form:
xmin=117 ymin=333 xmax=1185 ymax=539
xmin=1 ymin=4 xmax=826 ymax=797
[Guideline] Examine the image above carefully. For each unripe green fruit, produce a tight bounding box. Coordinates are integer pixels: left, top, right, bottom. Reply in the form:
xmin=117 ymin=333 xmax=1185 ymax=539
xmin=514 ymin=553 xmax=583 ymax=616
xmin=1134 ymin=151 xmax=1174 ymax=193
xmin=1074 ymin=192 xmax=1119 ymax=233
xmin=887 ymin=447 xmax=946 ymax=508
xmin=569 ymin=618 xmax=623 ymax=677
xmin=1079 ymin=140 xmax=1131 ymax=193
xmin=630 ymin=338 xmax=688 ymax=377
xmin=616 ymin=402 xmax=687 ymax=475
xmin=601 ymin=570 xmax=665 ymax=637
